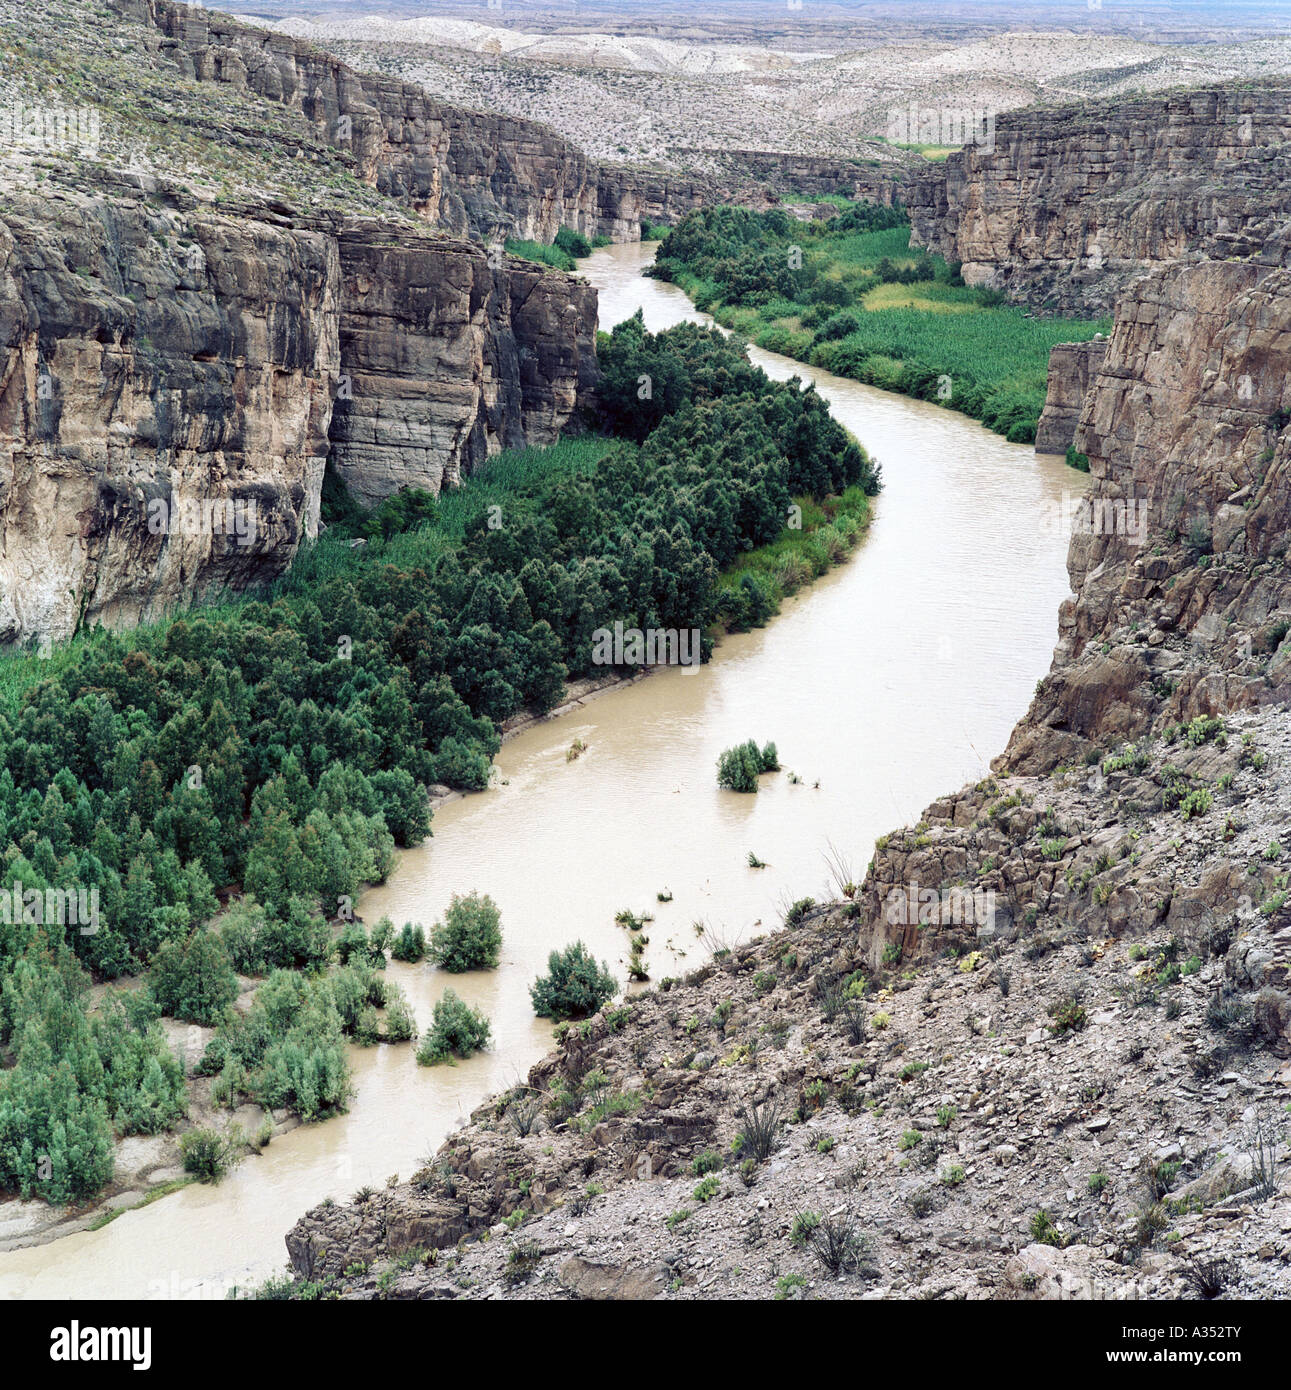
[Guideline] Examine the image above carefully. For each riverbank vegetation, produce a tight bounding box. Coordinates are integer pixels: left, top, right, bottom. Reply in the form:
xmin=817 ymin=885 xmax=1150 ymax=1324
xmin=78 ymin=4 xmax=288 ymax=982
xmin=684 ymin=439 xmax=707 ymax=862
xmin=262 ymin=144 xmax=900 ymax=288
xmin=0 ymin=315 xmax=879 ymax=1205
xmin=505 ymin=226 xmax=610 ymax=272
xmin=648 ymin=203 xmax=1111 ymax=445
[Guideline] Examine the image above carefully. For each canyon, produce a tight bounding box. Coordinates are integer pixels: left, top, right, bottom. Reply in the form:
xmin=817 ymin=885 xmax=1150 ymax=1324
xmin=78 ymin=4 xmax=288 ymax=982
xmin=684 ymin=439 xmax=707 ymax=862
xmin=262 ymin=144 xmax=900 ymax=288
xmin=279 ymin=75 xmax=1291 ymax=1302
xmin=1 ymin=0 xmax=1290 ymax=1304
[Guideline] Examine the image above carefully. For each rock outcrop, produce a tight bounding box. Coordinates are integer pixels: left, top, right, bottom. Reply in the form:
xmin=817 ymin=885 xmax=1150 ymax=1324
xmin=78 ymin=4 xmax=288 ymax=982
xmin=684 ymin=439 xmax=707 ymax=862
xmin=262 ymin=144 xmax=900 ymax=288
xmin=908 ymin=84 xmax=1291 ymax=313
xmin=1002 ymin=246 xmax=1291 ymax=774
xmin=0 ymin=184 xmax=337 ymax=644
xmin=0 ymin=184 xmax=597 ymax=644
xmin=331 ymin=224 xmax=597 ymax=508
xmin=0 ymin=0 xmax=603 ymax=646
xmin=1034 ymin=338 xmax=1107 ymax=455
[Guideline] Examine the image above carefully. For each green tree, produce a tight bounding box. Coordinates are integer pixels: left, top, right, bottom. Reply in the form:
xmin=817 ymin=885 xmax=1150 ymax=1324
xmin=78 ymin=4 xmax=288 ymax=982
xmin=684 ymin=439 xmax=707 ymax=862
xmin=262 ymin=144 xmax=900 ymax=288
xmin=530 ymin=942 xmax=618 ymax=1021
xmin=428 ymin=892 xmax=503 ymax=972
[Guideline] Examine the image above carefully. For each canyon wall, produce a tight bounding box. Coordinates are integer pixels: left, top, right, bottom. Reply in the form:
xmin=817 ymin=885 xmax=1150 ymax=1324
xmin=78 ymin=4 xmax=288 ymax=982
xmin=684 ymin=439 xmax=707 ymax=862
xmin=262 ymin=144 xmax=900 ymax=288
xmin=908 ymin=84 xmax=1291 ymax=314
xmin=109 ymin=0 xmax=707 ymax=243
xmin=332 ymin=224 xmax=597 ymax=508
xmin=855 ymin=234 xmax=1291 ymax=973
xmin=1034 ymin=338 xmax=1107 ymax=454
xmin=0 ymin=0 xmax=606 ymax=647
xmin=0 ymin=183 xmax=596 ymax=645
xmin=0 ymin=182 xmax=337 ymax=646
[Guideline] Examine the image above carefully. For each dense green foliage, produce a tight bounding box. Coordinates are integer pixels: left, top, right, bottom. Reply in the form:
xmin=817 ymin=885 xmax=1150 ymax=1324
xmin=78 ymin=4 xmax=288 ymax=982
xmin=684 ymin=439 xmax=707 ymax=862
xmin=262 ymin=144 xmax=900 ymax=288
xmin=389 ymin=920 xmax=427 ymax=963
xmin=504 ymin=227 xmax=608 ymax=272
xmin=196 ymin=969 xmax=352 ymax=1120
xmin=530 ymin=941 xmax=618 ymax=1021
xmin=428 ymin=891 xmax=503 ymax=973
xmin=0 ymin=937 xmax=185 ymax=1201
xmin=148 ymin=929 xmax=238 ymax=1025
xmin=416 ymin=988 xmax=491 ymax=1065
xmin=717 ymin=739 xmax=780 ymax=793
xmin=0 ymin=314 xmax=876 ymax=1204
xmin=649 ymin=203 xmax=1111 ymax=445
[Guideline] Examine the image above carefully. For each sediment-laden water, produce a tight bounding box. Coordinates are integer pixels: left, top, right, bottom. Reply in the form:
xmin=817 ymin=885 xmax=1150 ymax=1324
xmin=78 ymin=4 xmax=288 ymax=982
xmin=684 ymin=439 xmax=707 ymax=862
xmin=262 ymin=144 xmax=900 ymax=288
xmin=0 ymin=240 xmax=1085 ymax=1299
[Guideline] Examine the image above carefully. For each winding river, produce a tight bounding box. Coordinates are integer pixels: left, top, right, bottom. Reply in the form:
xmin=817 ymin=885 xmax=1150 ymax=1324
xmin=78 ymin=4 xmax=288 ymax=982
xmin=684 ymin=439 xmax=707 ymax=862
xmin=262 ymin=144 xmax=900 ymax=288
xmin=0 ymin=241 xmax=1085 ymax=1298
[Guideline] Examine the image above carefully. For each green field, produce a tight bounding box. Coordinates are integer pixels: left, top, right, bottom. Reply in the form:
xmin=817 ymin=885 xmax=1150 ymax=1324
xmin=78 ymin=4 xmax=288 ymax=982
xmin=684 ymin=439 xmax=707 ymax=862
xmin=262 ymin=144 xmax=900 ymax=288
xmin=649 ymin=203 xmax=1111 ymax=446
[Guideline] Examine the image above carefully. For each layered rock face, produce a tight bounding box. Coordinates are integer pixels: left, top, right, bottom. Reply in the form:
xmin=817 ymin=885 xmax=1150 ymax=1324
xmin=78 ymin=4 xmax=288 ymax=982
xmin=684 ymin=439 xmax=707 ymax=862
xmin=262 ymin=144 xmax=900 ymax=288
xmin=1034 ymin=338 xmax=1107 ymax=454
xmin=700 ymin=149 xmax=908 ymax=206
xmin=332 ymin=226 xmax=597 ymax=508
xmin=1003 ymin=248 xmax=1291 ymax=774
xmin=110 ymin=0 xmax=702 ymax=243
xmin=0 ymin=184 xmax=338 ymax=645
xmin=908 ymin=85 xmax=1291 ymax=313
xmin=0 ymin=186 xmax=597 ymax=645
xmin=0 ymin=0 xmax=603 ymax=647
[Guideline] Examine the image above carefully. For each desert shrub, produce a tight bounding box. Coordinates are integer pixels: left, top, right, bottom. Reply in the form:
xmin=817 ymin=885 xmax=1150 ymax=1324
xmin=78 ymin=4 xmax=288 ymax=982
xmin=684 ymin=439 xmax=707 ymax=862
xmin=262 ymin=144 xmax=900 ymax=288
xmin=180 ymin=1126 xmax=242 ymax=1182
xmin=530 ymin=942 xmax=618 ymax=1020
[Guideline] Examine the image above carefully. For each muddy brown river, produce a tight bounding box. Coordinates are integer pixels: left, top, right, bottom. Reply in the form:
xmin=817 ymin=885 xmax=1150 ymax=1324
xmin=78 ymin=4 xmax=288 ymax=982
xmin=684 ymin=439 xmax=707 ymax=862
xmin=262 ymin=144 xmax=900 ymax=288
xmin=1 ymin=241 xmax=1085 ymax=1298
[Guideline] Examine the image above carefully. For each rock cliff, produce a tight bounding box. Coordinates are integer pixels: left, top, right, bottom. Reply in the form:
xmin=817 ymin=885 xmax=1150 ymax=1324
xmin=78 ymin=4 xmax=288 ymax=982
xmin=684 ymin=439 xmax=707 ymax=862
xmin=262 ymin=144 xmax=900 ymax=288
xmin=908 ymin=84 xmax=1291 ymax=314
xmin=0 ymin=182 xmax=337 ymax=644
xmin=109 ymin=0 xmax=705 ymax=244
xmin=1034 ymin=338 xmax=1107 ymax=455
xmin=0 ymin=0 xmax=601 ymax=645
xmin=0 ymin=188 xmax=597 ymax=642
xmin=331 ymin=224 xmax=597 ymax=509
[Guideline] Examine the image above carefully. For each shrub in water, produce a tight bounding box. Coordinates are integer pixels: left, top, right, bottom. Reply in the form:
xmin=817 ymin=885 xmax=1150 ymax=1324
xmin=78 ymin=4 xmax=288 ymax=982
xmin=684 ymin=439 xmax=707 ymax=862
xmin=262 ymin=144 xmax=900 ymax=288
xmin=390 ymin=921 xmax=427 ymax=963
xmin=530 ymin=941 xmax=618 ymax=1020
xmin=416 ymin=989 xmax=491 ymax=1064
xmin=428 ymin=892 xmax=503 ymax=972
xmin=716 ymin=739 xmax=779 ymax=793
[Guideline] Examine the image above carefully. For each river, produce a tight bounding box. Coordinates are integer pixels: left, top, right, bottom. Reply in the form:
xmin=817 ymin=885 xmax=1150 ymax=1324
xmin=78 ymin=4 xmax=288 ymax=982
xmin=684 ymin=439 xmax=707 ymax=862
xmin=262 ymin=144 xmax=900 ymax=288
xmin=0 ymin=240 xmax=1085 ymax=1298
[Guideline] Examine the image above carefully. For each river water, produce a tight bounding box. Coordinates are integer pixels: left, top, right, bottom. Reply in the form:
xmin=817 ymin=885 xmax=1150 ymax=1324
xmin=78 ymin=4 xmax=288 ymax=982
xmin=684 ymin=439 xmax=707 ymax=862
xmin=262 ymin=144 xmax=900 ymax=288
xmin=1 ymin=240 xmax=1084 ymax=1298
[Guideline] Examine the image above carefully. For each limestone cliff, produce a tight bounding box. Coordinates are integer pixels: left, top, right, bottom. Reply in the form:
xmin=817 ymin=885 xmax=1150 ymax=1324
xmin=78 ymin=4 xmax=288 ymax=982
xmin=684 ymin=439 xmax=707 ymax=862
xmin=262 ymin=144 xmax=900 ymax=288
xmin=0 ymin=0 xmax=601 ymax=646
xmin=0 ymin=182 xmax=337 ymax=645
xmin=331 ymin=224 xmax=597 ymax=509
xmin=908 ymin=84 xmax=1291 ymax=314
xmin=108 ymin=0 xmax=704 ymax=244
xmin=0 ymin=189 xmax=597 ymax=643
xmin=1034 ymin=338 xmax=1107 ymax=455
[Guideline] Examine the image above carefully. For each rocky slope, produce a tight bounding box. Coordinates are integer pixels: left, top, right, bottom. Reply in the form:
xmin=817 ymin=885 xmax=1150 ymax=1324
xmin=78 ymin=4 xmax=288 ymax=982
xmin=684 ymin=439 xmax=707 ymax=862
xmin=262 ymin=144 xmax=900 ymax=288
xmin=280 ymin=173 xmax=1291 ymax=1305
xmin=111 ymin=0 xmax=708 ymax=242
xmin=0 ymin=0 xmax=599 ymax=645
xmin=908 ymin=83 xmax=1291 ymax=313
